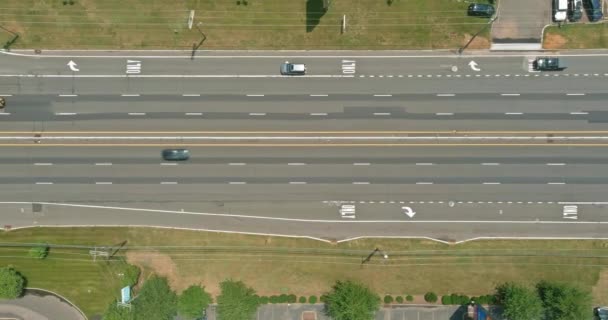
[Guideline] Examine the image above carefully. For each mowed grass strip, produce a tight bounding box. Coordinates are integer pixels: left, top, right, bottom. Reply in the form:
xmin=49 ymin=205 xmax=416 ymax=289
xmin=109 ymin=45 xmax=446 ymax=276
xmin=544 ymin=23 xmax=608 ymax=49
xmin=1 ymin=227 xmax=608 ymax=318
xmin=1 ymin=0 xmax=492 ymax=49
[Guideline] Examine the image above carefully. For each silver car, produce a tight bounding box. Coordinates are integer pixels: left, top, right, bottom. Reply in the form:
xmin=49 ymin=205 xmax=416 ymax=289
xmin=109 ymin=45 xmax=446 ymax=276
xmin=280 ymin=61 xmax=306 ymax=75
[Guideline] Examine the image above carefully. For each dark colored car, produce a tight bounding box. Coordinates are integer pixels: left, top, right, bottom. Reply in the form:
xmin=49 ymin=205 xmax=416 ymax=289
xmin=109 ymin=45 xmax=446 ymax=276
xmin=533 ymin=57 xmax=567 ymax=71
xmin=585 ymin=0 xmax=603 ymax=22
xmin=569 ymin=0 xmax=583 ymax=21
xmin=162 ymin=149 xmax=190 ymax=161
xmin=0 ymin=97 xmax=5 ymax=109
xmin=467 ymin=3 xmax=495 ymax=17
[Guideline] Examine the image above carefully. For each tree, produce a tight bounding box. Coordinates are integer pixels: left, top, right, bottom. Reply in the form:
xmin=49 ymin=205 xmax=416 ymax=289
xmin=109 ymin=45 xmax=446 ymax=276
xmin=102 ymin=301 xmax=134 ymax=320
xmin=178 ymin=285 xmax=212 ymax=320
xmin=536 ymin=280 xmax=592 ymax=320
xmin=495 ymin=282 xmax=543 ymax=320
xmin=323 ymin=280 xmax=381 ymax=320
xmin=28 ymin=244 xmax=49 ymax=259
xmin=0 ymin=267 xmax=25 ymax=299
xmin=216 ymin=279 xmax=260 ymax=320
xmin=132 ymin=276 xmax=177 ymax=320
xmin=120 ymin=264 xmax=141 ymax=288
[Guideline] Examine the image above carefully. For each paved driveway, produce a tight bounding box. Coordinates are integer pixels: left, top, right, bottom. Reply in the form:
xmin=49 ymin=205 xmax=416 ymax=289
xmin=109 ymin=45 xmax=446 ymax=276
xmin=253 ymin=304 xmax=465 ymax=320
xmin=491 ymin=0 xmax=552 ymax=49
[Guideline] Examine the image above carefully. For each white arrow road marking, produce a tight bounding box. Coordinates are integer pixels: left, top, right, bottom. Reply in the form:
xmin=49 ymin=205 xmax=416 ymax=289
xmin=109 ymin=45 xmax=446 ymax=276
xmin=402 ymin=206 xmax=416 ymax=218
xmin=468 ymin=60 xmax=481 ymax=72
xmin=67 ymin=60 xmax=80 ymax=72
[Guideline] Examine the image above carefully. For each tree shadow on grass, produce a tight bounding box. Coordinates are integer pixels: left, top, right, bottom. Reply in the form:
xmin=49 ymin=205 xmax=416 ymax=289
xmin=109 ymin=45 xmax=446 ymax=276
xmin=306 ymin=0 xmax=328 ymax=33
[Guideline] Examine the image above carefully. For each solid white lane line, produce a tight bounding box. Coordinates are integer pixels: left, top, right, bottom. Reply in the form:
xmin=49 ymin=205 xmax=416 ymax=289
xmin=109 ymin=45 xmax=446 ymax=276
xmin=483 ymin=182 xmax=501 ymax=185
xmin=121 ymin=94 xmax=140 ymax=97
xmin=353 ymin=182 xmax=370 ymax=184
xmin=482 ymin=163 xmax=500 ymax=166
xmin=128 ymin=112 xmax=146 ymax=116
xmin=566 ymin=93 xmax=585 ymax=96
xmin=570 ymin=112 xmax=589 ymax=115
xmin=289 ymin=181 xmax=307 ymax=184
xmin=55 ymin=112 xmax=77 ymax=115
xmin=182 ymin=94 xmax=201 ymax=97
xmin=185 ymin=112 xmax=203 ymax=116
xmin=95 ymin=182 xmax=112 ymax=185
xmin=35 ymin=182 xmax=53 ymax=185
xmin=548 ymin=182 xmax=566 ymax=185
xmin=160 ymin=181 xmax=178 ymax=185
xmin=287 ymin=163 xmax=306 ymax=166
xmin=435 ymin=113 xmax=454 ymax=116
xmin=0 ymin=112 xmax=10 ymax=115
xmin=249 ymin=112 xmax=266 ymax=116
xmin=229 ymin=181 xmax=247 ymax=184
xmin=436 ymin=94 xmax=455 ymax=97
xmin=353 ymin=163 xmax=371 ymax=166
xmin=58 ymin=94 xmax=78 ymax=97
xmin=310 ymin=113 xmax=328 ymax=116
xmin=416 ymin=182 xmax=433 ymax=185
xmin=246 ymin=94 xmax=265 ymax=97
xmin=228 ymin=163 xmax=246 ymax=166
xmin=505 ymin=112 xmax=523 ymax=115
xmin=34 ymin=163 xmax=53 ymax=166
xmin=310 ymin=94 xmax=328 ymax=97
xmin=95 ymin=163 xmax=112 ymax=166
xmin=0 ymin=94 xmax=12 ymax=97
xmin=415 ymin=163 xmax=434 ymax=166
xmin=373 ymin=94 xmax=392 ymax=97
xmin=546 ymin=163 xmax=565 ymax=166
xmin=160 ymin=162 xmax=178 ymax=166
xmin=373 ymin=112 xmax=391 ymax=116
xmin=501 ymin=93 xmax=520 ymax=96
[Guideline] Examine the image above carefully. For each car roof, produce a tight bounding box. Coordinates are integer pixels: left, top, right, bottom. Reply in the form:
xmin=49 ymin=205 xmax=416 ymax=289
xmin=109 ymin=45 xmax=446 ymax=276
xmin=291 ymin=64 xmax=306 ymax=71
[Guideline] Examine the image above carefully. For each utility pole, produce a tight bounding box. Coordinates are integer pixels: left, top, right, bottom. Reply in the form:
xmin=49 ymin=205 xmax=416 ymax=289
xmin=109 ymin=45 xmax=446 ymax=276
xmin=361 ymin=248 xmax=388 ymax=265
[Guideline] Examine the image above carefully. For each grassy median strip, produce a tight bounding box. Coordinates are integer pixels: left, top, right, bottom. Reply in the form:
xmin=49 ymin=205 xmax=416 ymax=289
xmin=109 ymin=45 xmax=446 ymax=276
xmin=2 ymin=227 xmax=608 ymax=317
xmin=1 ymin=0 xmax=493 ymax=49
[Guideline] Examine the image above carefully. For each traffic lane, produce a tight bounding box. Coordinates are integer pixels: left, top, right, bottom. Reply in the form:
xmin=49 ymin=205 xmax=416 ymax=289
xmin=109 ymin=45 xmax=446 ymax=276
xmin=10 ymin=163 xmax=608 ymax=180
xmin=2 ymin=55 xmax=607 ymax=77
xmin=7 ymin=201 xmax=608 ymax=242
xmin=2 ymin=74 xmax=608 ymax=96
xmin=2 ymin=183 xmax=608 ymax=203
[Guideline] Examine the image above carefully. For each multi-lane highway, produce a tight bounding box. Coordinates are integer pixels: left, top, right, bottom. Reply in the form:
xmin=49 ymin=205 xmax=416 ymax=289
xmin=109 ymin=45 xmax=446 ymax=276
xmin=2 ymin=50 xmax=608 ymax=241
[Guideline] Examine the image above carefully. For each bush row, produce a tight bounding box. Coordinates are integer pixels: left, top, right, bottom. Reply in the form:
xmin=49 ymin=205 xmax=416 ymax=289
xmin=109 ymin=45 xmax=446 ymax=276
xmin=257 ymin=294 xmax=318 ymax=304
xmin=381 ymin=295 xmax=414 ymax=304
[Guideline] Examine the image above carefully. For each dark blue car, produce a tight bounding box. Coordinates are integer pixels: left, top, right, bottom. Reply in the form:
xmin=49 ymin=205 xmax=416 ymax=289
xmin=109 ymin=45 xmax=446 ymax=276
xmin=585 ymin=0 xmax=603 ymax=22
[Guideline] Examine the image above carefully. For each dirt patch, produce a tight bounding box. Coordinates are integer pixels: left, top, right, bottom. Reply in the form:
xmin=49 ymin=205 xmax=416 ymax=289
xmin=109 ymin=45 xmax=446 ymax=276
xmin=126 ymin=251 xmax=181 ymax=290
xmin=543 ymin=33 xmax=568 ymax=49
xmin=592 ymin=269 xmax=608 ymax=305
xmin=462 ymin=34 xmax=491 ymax=49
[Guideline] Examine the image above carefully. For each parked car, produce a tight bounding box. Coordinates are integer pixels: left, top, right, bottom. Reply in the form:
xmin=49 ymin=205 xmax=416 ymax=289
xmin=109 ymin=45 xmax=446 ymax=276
xmin=568 ymin=0 xmax=583 ymax=21
xmin=162 ymin=149 xmax=190 ymax=161
xmin=467 ymin=3 xmax=495 ymax=17
xmin=585 ymin=0 xmax=603 ymax=21
xmin=595 ymin=307 xmax=608 ymax=320
xmin=280 ymin=61 xmax=306 ymax=75
xmin=533 ymin=57 xmax=567 ymax=71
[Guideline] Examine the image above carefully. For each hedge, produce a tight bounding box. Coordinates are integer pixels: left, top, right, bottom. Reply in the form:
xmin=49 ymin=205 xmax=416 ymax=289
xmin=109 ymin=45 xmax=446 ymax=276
xmin=299 ymin=296 xmax=307 ymax=303
xmin=259 ymin=296 xmax=269 ymax=304
xmin=309 ymin=295 xmax=318 ymax=304
xmin=270 ymin=295 xmax=279 ymax=304
xmin=384 ymin=295 xmax=393 ymax=304
xmin=441 ymin=295 xmax=452 ymax=305
xmin=288 ymin=294 xmax=297 ymax=303
xmin=406 ymin=295 xmax=413 ymax=302
xmin=395 ymin=296 xmax=404 ymax=303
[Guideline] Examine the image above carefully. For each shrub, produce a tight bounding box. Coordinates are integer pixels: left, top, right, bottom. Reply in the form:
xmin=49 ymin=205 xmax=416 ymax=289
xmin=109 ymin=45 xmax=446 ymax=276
xmin=299 ymin=296 xmax=307 ymax=303
xmin=309 ymin=295 xmax=318 ymax=304
xmin=406 ymin=295 xmax=413 ymax=302
xmin=279 ymin=294 xmax=288 ymax=303
xmin=259 ymin=296 xmax=269 ymax=304
xmin=270 ymin=295 xmax=279 ymax=304
xmin=28 ymin=244 xmax=49 ymax=259
xmin=441 ymin=295 xmax=452 ymax=305
xmin=424 ymin=292 xmax=438 ymax=303
xmin=319 ymin=294 xmax=327 ymax=303
xmin=288 ymin=294 xmax=297 ymax=303
xmin=384 ymin=295 xmax=393 ymax=304
xmin=395 ymin=296 xmax=404 ymax=303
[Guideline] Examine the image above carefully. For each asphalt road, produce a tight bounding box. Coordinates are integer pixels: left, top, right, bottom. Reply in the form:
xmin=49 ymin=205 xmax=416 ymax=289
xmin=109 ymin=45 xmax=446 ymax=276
xmin=2 ymin=50 xmax=608 ymax=241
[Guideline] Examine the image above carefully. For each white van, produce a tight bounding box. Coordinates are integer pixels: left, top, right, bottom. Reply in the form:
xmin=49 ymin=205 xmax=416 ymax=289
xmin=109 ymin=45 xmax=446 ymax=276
xmin=554 ymin=0 xmax=568 ymax=21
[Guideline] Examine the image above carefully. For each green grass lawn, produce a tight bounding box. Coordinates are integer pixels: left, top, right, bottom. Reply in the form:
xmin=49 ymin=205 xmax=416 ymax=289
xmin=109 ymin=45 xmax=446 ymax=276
xmin=544 ymin=23 xmax=608 ymax=49
xmin=1 ymin=0 xmax=494 ymax=49
xmin=2 ymin=227 xmax=608 ymax=318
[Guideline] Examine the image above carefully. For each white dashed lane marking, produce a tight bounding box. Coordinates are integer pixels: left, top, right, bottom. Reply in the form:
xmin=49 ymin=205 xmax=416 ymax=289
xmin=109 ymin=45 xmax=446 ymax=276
xmin=34 ymin=163 xmax=53 ymax=166
xmin=121 ymin=94 xmax=140 ymax=97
